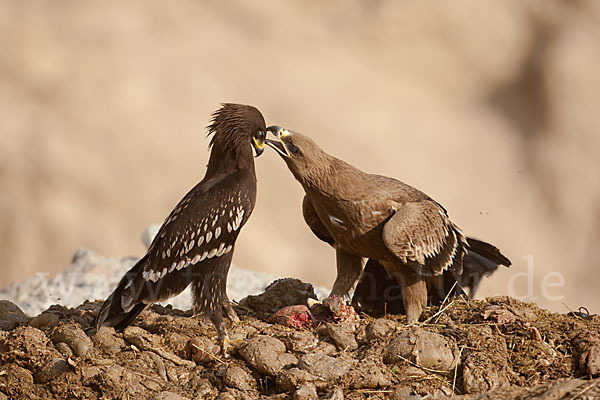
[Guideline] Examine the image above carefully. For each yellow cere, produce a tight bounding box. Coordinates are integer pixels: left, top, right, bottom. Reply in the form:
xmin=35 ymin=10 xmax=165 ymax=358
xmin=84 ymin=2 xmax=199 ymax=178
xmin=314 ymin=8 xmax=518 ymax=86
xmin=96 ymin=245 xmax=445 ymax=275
xmin=253 ymin=137 xmax=265 ymax=148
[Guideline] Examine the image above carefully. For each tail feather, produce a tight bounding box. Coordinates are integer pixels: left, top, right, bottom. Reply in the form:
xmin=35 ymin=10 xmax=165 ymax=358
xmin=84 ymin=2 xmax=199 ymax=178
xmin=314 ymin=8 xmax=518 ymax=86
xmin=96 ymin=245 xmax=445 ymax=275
xmin=466 ymin=237 xmax=511 ymax=267
xmin=95 ymin=256 xmax=149 ymax=332
xmin=96 ymin=253 xmax=194 ymax=332
xmin=113 ymin=303 xmax=148 ymax=332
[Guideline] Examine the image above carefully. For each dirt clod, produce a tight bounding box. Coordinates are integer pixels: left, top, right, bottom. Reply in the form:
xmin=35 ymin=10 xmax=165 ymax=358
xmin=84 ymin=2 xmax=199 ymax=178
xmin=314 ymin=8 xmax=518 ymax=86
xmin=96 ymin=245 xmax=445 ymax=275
xmin=0 ymin=300 xmax=27 ymax=331
xmin=188 ymin=336 xmax=220 ymax=364
xmin=383 ymin=328 xmax=457 ymax=372
xmin=34 ymin=357 xmax=71 ymax=384
xmin=276 ymin=367 xmax=318 ymax=391
xmin=293 ymin=382 xmax=318 ymax=400
xmin=346 ymin=358 xmax=392 ymax=389
xmin=238 ymin=335 xmax=297 ymax=375
xmin=51 ymin=321 xmax=93 ymax=357
xmin=326 ymin=323 xmax=358 ymax=351
xmin=0 ymin=284 xmax=599 ymax=398
xmin=222 ymin=363 xmax=255 ymax=392
xmin=573 ymin=330 xmax=600 ymax=377
xmin=151 ymin=391 xmax=189 ymax=400
xmin=323 ymin=387 xmax=344 ymax=400
xmin=365 ymin=318 xmax=396 ymax=342
xmin=298 ymin=353 xmax=355 ymax=383
xmin=29 ymin=312 xmax=59 ymax=330
xmin=92 ymin=326 xmax=124 ymax=355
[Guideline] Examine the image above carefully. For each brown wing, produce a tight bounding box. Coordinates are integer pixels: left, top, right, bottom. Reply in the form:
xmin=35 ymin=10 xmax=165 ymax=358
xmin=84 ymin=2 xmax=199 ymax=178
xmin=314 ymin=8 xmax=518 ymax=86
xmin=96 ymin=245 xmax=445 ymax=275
xmin=382 ymin=199 xmax=467 ymax=276
xmin=302 ymin=194 xmax=335 ymax=246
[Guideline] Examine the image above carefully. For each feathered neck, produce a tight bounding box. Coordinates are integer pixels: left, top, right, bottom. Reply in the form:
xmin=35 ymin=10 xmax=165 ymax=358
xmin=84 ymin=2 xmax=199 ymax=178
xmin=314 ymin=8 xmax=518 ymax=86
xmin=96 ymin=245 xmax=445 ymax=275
xmin=292 ymin=154 xmax=364 ymax=199
xmin=205 ymin=133 xmax=255 ymax=177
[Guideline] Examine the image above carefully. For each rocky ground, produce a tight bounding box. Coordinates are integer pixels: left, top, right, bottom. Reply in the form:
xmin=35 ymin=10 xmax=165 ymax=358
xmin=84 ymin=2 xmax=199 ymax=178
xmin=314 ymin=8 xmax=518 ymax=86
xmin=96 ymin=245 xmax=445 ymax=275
xmin=1 ymin=278 xmax=599 ymax=400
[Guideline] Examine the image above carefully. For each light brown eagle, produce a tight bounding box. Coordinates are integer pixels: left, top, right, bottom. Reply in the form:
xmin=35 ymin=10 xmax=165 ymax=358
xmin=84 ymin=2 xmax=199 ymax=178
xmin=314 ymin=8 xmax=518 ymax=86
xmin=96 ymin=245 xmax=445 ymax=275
xmin=266 ymin=126 xmax=510 ymax=322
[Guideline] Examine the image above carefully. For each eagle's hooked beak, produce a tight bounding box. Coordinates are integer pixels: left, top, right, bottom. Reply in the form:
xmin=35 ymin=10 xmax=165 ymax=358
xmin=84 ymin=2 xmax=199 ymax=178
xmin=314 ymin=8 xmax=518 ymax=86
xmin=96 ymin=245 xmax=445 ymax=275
xmin=265 ymin=125 xmax=291 ymax=157
xmin=252 ymin=137 xmax=265 ymax=158
xmin=252 ymin=130 xmax=266 ymax=158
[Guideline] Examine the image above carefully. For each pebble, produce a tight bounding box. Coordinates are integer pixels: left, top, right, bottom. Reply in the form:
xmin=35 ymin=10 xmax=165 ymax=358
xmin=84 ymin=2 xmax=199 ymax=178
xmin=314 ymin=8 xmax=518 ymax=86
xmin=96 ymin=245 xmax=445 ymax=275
xmin=238 ymin=335 xmax=297 ymax=376
xmin=51 ymin=321 xmax=93 ymax=357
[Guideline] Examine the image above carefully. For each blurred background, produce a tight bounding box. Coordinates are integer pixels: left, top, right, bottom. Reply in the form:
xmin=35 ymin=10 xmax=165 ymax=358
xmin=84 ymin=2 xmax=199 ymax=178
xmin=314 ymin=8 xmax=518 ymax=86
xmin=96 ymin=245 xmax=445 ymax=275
xmin=1 ymin=0 xmax=599 ymax=313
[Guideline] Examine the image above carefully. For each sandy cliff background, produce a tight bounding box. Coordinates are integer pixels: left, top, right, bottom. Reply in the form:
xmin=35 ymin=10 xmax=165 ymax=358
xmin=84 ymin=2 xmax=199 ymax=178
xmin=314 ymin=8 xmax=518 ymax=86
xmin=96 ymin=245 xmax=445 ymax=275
xmin=1 ymin=0 xmax=599 ymax=313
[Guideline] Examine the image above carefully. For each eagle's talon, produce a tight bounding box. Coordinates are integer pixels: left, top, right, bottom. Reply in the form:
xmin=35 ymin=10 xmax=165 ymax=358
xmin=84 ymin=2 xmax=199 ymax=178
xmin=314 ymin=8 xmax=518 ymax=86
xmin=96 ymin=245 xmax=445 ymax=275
xmin=219 ymin=333 xmax=246 ymax=356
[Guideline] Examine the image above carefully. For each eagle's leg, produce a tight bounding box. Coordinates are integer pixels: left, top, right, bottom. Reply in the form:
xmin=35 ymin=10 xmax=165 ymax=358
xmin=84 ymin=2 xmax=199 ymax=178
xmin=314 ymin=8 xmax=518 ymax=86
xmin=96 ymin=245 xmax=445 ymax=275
xmin=190 ymin=253 xmax=238 ymax=352
xmin=382 ymin=261 xmax=427 ymax=323
xmin=330 ymin=249 xmax=364 ymax=300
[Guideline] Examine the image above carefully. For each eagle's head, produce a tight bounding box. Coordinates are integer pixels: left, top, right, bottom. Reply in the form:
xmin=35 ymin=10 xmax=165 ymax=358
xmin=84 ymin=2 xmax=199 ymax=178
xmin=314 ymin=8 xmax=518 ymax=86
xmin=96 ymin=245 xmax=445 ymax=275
xmin=265 ymin=126 xmax=330 ymax=184
xmin=208 ymin=103 xmax=267 ymax=158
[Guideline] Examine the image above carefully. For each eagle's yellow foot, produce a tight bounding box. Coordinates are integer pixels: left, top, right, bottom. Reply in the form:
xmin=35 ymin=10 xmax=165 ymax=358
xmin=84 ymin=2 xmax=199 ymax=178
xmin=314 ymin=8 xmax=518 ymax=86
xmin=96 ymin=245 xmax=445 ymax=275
xmin=218 ymin=332 xmax=246 ymax=356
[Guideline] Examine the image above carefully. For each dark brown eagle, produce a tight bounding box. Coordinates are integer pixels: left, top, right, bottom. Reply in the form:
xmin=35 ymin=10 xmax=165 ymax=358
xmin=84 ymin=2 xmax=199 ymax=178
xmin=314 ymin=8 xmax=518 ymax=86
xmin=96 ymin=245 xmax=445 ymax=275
xmin=266 ymin=126 xmax=510 ymax=322
xmin=96 ymin=104 xmax=267 ymax=345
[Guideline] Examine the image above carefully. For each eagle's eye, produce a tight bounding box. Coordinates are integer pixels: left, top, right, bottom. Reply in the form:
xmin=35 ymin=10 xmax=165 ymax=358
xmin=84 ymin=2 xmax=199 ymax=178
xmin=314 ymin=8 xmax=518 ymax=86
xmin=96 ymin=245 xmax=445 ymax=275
xmin=290 ymin=144 xmax=299 ymax=154
xmin=256 ymin=130 xmax=265 ymax=139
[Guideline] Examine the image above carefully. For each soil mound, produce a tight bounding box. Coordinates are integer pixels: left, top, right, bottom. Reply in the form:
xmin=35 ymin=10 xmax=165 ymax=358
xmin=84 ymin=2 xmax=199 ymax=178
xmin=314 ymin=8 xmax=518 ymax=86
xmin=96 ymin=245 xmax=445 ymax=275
xmin=1 ymin=281 xmax=598 ymax=399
